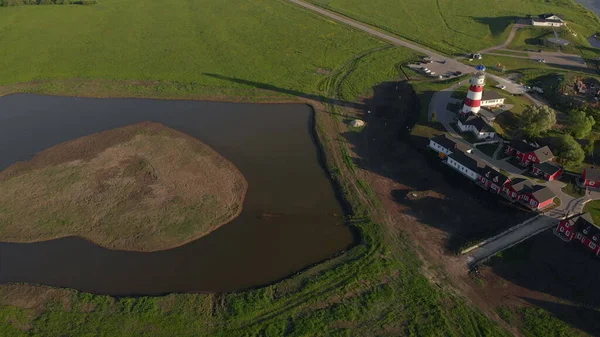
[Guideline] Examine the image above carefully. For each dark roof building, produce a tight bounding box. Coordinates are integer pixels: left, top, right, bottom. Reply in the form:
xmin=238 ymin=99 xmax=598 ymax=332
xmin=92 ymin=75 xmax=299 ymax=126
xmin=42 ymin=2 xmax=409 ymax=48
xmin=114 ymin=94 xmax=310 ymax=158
xmin=532 ymin=162 xmax=562 ymax=176
xmin=460 ymin=114 xmax=495 ymax=132
xmin=529 ymin=185 xmax=556 ymax=202
xmin=481 ymin=90 xmax=504 ymax=101
xmin=509 ymin=139 xmax=539 ymax=153
xmin=430 ymin=134 xmax=458 ymax=150
xmin=510 ymin=178 xmax=532 ymax=193
xmin=448 ymin=149 xmax=486 ymax=172
xmin=480 ymin=165 xmax=509 ymax=185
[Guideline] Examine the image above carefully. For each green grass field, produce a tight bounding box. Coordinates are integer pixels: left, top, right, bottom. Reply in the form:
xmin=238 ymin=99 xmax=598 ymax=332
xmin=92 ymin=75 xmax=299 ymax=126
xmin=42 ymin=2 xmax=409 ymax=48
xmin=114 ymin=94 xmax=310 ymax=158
xmin=307 ymin=0 xmax=600 ymax=55
xmin=0 ymin=0 xmax=407 ymax=100
xmin=583 ymin=199 xmax=600 ymax=224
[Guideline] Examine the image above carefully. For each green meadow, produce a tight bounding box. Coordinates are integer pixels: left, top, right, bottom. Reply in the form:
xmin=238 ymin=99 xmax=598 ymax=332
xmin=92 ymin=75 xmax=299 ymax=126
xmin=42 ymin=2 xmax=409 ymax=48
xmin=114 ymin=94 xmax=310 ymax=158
xmin=307 ymin=0 xmax=600 ymax=55
xmin=0 ymin=0 xmax=415 ymax=99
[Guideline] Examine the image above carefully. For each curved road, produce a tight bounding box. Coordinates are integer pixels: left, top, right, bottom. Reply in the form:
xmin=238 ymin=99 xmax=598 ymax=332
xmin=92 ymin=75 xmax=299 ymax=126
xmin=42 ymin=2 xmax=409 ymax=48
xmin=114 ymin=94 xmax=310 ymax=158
xmin=286 ymin=0 xmax=473 ymax=75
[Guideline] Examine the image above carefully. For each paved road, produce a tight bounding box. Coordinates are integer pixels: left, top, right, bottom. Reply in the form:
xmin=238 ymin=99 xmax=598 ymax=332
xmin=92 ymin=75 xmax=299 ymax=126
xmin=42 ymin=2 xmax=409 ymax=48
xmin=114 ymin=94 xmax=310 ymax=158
xmin=286 ymin=0 xmax=474 ymax=75
xmin=467 ymin=214 xmax=558 ymax=265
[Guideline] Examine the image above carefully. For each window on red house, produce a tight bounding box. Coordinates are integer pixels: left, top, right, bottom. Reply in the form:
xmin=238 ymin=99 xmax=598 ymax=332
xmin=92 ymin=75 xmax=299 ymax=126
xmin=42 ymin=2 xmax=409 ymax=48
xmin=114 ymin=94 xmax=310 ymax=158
xmin=591 ymin=181 xmax=596 ymax=186
xmin=590 ymin=242 xmax=597 ymax=249
xmin=560 ymin=227 xmax=565 ymax=232
xmin=577 ymin=233 xmax=582 ymax=239
xmin=566 ymin=230 xmax=570 ymax=236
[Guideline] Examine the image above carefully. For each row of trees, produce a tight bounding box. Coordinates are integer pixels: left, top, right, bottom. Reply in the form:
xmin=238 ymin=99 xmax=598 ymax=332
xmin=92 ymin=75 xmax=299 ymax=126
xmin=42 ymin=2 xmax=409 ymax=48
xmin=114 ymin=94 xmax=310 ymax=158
xmin=0 ymin=0 xmax=95 ymax=6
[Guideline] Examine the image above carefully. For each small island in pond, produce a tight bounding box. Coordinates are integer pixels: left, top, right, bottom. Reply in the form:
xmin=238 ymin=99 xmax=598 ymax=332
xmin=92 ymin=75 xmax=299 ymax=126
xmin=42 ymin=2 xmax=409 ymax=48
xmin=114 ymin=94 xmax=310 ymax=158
xmin=0 ymin=122 xmax=247 ymax=252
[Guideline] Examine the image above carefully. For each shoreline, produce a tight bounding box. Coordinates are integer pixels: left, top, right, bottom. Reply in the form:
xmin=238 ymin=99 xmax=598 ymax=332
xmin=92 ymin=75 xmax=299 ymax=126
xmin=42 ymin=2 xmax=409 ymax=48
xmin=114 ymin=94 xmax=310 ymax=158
xmin=574 ymin=0 xmax=600 ymax=18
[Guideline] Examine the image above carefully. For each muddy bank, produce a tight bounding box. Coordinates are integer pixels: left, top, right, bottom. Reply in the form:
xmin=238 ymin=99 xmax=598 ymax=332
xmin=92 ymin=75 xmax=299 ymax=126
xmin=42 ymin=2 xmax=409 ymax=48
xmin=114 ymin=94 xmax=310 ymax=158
xmin=0 ymin=122 xmax=247 ymax=252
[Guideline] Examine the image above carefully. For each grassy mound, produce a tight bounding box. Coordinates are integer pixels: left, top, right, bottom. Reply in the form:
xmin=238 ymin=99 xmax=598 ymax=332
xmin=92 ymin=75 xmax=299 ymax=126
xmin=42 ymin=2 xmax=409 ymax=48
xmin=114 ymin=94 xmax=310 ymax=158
xmin=0 ymin=122 xmax=247 ymax=251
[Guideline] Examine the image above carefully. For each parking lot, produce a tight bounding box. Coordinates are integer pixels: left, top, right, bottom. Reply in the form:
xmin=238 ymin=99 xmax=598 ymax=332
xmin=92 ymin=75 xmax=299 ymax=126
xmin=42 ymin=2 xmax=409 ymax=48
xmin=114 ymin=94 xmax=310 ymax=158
xmin=407 ymin=56 xmax=470 ymax=79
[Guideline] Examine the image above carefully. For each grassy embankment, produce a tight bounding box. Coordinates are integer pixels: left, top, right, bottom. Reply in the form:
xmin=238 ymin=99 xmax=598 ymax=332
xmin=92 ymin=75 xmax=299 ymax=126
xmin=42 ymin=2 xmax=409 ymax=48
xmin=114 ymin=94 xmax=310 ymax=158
xmin=583 ymin=199 xmax=600 ymax=224
xmin=0 ymin=0 xmax=516 ymax=335
xmin=0 ymin=122 xmax=247 ymax=252
xmin=307 ymin=0 xmax=600 ymax=56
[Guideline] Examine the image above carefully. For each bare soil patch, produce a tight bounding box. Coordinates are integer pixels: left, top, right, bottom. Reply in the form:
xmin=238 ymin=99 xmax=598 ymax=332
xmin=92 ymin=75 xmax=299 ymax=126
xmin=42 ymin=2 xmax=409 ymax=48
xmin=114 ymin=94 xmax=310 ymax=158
xmin=0 ymin=122 xmax=247 ymax=251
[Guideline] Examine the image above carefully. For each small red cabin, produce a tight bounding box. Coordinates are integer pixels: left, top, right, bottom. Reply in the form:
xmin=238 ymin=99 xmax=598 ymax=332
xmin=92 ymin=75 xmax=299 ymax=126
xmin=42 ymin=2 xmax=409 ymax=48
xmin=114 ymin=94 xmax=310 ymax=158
xmin=505 ymin=140 xmax=554 ymax=167
xmin=581 ymin=167 xmax=600 ymax=188
xmin=531 ymin=162 xmax=562 ymax=181
xmin=555 ymin=213 xmax=600 ymax=257
xmin=478 ymin=166 xmax=510 ymax=193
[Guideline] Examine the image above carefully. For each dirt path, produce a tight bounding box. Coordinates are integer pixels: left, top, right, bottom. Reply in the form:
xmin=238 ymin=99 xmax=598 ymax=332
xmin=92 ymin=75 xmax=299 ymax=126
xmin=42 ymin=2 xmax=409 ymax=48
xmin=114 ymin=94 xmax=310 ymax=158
xmin=479 ymin=24 xmax=526 ymax=53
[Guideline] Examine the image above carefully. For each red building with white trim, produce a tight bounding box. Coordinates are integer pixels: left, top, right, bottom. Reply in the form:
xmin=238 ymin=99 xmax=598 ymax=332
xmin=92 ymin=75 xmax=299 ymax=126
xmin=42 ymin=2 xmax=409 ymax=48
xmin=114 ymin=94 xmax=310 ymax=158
xmin=581 ymin=167 xmax=600 ymax=188
xmin=478 ymin=166 xmax=510 ymax=193
xmin=555 ymin=213 xmax=600 ymax=257
xmin=531 ymin=161 xmax=563 ymax=181
xmin=504 ymin=139 xmax=554 ymax=167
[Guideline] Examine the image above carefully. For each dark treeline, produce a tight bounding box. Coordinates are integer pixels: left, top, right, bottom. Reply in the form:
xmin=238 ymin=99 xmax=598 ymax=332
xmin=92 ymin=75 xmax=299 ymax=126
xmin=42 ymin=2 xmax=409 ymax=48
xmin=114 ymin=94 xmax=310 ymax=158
xmin=0 ymin=0 xmax=96 ymax=6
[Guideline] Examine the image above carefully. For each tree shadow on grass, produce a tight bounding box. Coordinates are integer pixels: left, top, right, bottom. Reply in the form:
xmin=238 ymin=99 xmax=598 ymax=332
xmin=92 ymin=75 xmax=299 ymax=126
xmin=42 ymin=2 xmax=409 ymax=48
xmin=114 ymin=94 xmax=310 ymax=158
xmin=203 ymin=73 xmax=365 ymax=110
xmin=519 ymin=296 xmax=600 ymax=337
xmin=472 ymin=16 xmax=520 ymax=37
xmin=489 ymin=229 xmax=600 ymax=308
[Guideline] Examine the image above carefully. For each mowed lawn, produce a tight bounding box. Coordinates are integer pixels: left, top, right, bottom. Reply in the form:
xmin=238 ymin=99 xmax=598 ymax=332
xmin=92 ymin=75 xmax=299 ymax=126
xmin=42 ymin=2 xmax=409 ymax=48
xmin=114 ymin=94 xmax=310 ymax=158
xmin=307 ymin=0 xmax=600 ymax=55
xmin=0 ymin=0 xmax=414 ymax=99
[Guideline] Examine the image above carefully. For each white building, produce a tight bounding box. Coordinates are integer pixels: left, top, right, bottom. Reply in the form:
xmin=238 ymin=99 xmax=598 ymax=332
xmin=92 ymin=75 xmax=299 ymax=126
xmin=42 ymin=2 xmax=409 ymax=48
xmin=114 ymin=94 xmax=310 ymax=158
xmin=446 ymin=149 xmax=485 ymax=180
xmin=480 ymin=91 xmax=505 ymax=107
xmin=531 ymin=14 xmax=565 ymax=27
xmin=428 ymin=134 xmax=471 ymax=157
xmin=457 ymin=114 xmax=496 ymax=140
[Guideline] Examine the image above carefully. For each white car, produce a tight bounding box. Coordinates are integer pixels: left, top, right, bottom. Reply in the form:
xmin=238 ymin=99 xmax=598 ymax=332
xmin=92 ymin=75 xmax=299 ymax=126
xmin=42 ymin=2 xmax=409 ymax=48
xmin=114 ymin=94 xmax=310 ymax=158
xmin=496 ymin=85 xmax=506 ymax=90
xmin=537 ymin=59 xmax=546 ymax=63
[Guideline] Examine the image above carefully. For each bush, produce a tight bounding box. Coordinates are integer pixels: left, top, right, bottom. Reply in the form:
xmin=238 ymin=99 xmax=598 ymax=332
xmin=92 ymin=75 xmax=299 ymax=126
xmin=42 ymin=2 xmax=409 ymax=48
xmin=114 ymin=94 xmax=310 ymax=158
xmin=520 ymin=105 xmax=556 ymax=138
xmin=556 ymin=134 xmax=585 ymax=166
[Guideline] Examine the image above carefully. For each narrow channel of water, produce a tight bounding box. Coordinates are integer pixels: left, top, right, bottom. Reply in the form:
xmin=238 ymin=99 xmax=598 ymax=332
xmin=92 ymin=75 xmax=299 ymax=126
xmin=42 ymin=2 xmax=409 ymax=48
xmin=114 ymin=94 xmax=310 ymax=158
xmin=0 ymin=94 xmax=355 ymax=295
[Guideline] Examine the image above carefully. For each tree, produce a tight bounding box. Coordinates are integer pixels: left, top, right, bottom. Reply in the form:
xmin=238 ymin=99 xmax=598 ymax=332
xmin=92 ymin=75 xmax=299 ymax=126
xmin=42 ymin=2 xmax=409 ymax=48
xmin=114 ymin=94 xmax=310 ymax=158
xmin=556 ymin=134 xmax=585 ymax=166
xmin=520 ymin=105 xmax=556 ymax=138
xmin=568 ymin=109 xmax=595 ymax=139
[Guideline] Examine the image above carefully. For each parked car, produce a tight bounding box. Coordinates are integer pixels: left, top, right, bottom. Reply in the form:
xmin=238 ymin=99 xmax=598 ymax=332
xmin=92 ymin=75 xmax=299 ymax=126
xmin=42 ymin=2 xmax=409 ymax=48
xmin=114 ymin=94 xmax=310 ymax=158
xmin=455 ymin=71 xmax=462 ymax=76
xmin=495 ymin=85 xmax=506 ymax=90
xmin=537 ymin=58 xmax=546 ymax=63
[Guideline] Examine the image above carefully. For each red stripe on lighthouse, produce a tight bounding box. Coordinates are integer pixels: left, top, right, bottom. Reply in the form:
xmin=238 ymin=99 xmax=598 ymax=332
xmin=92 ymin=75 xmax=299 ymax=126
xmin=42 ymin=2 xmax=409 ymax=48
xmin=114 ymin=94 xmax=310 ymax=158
xmin=469 ymin=85 xmax=483 ymax=92
xmin=464 ymin=98 xmax=481 ymax=107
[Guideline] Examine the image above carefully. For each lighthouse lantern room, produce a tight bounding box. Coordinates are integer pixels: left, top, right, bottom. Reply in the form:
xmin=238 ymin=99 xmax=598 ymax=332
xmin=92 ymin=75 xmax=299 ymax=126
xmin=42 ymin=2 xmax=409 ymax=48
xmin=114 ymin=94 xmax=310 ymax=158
xmin=461 ymin=64 xmax=486 ymax=116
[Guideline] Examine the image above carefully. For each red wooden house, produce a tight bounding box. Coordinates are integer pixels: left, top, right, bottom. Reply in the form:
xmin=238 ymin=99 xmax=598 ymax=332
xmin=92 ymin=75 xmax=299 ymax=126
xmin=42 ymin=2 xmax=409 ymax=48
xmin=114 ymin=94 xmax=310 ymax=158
xmin=531 ymin=162 xmax=563 ymax=181
xmin=501 ymin=178 xmax=529 ymax=201
xmin=581 ymin=167 xmax=600 ymax=188
xmin=478 ymin=166 xmax=510 ymax=193
xmin=505 ymin=139 xmax=554 ymax=167
xmin=555 ymin=213 xmax=600 ymax=257
xmin=519 ymin=184 xmax=556 ymax=210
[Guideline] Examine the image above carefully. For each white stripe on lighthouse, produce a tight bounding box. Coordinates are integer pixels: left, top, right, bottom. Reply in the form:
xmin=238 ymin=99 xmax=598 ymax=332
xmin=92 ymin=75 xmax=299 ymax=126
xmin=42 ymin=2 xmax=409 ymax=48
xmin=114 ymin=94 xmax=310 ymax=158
xmin=466 ymin=90 xmax=483 ymax=101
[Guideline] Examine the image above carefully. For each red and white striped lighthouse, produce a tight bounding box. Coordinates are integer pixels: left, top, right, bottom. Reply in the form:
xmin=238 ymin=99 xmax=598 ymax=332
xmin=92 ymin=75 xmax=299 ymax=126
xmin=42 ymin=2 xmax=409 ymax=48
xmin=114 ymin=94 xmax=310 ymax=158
xmin=461 ymin=64 xmax=486 ymax=115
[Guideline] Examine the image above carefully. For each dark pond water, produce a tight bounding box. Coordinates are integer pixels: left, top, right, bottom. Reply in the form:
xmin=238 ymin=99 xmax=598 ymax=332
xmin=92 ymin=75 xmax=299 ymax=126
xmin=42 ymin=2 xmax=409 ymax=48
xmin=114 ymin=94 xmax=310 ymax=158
xmin=0 ymin=94 xmax=355 ymax=295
